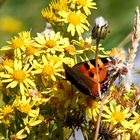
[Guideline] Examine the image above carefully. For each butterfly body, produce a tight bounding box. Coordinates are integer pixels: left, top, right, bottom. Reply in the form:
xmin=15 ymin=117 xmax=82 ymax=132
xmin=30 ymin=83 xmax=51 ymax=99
xmin=63 ymin=57 xmax=116 ymax=98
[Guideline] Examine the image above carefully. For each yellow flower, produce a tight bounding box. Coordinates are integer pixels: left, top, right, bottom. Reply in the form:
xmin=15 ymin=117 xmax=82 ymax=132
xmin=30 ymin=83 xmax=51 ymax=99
xmin=121 ymin=132 xmax=131 ymax=140
xmin=0 ymin=59 xmax=36 ymax=95
xmin=3 ymin=59 xmax=14 ymax=68
xmin=2 ymin=105 xmax=13 ymax=116
xmin=130 ymin=111 xmax=140 ymax=133
xmin=13 ymin=96 xmax=40 ymax=117
xmin=73 ymin=36 xmax=96 ymax=51
xmin=24 ymin=43 xmax=41 ymax=63
xmin=62 ymin=57 xmax=75 ymax=67
xmin=6 ymin=37 xmax=24 ymax=53
xmin=70 ymin=0 xmax=97 ymax=15
xmin=0 ymin=16 xmax=23 ymax=33
xmin=63 ymin=38 xmax=83 ymax=55
xmin=42 ymin=0 xmax=68 ymax=23
xmin=51 ymin=0 xmax=68 ymax=12
xmin=2 ymin=31 xmax=32 ymax=50
xmin=47 ymin=53 xmax=67 ymax=65
xmin=72 ymin=37 xmax=106 ymax=56
xmin=33 ymin=54 xmax=64 ymax=82
xmin=23 ymin=116 xmax=42 ymax=134
xmin=25 ymin=45 xmax=40 ymax=57
xmin=18 ymin=31 xmax=33 ymax=46
xmin=41 ymin=8 xmax=55 ymax=22
xmin=34 ymin=32 xmax=65 ymax=54
xmin=1 ymin=31 xmax=33 ymax=59
xmin=85 ymin=97 xmax=100 ymax=121
xmin=58 ymin=10 xmax=89 ymax=36
xmin=10 ymin=129 xmax=27 ymax=140
xmin=65 ymin=44 xmax=76 ymax=55
xmin=102 ymin=104 xmax=132 ymax=128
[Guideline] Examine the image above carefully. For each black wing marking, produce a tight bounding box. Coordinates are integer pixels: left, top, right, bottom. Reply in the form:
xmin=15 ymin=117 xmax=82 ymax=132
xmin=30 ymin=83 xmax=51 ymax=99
xmin=63 ymin=63 xmax=96 ymax=98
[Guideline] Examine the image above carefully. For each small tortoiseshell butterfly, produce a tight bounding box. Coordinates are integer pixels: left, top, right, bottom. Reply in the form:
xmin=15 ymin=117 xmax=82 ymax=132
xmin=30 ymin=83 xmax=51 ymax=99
xmin=63 ymin=57 xmax=127 ymax=98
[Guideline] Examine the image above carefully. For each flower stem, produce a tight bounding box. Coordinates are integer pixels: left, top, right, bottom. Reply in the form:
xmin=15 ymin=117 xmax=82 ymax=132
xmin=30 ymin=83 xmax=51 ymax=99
xmin=94 ymin=97 xmax=105 ymax=140
xmin=94 ymin=39 xmax=102 ymax=140
xmin=95 ymin=39 xmax=101 ymax=99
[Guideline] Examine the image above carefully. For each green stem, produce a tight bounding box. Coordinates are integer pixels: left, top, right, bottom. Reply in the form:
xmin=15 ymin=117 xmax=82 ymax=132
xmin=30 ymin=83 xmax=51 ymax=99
xmin=95 ymin=39 xmax=101 ymax=99
xmin=94 ymin=39 xmax=103 ymax=140
xmin=94 ymin=97 xmax=105 ymax=140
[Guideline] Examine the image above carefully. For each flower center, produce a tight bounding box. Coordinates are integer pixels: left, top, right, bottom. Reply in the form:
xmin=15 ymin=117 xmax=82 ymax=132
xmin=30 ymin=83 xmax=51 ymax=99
xmin=25 ymin=45 xmax=39 ymax=56
xmin=11 ymin=38 xmax=23 ymax=49
xmin=84 ymin=42 xmax=91 ymax=49
xmin=42 ymin=65 xmax=54 ymax=76
xmin=67 ymin=12 xmax=81 ymax=25
xmin=12 ymin=70 xmax=27 ymax=82
xmin=112 ymin=111 xmax=125 ymax=122
xmin=19 ymin=103 xmax=31 ymax=114
xmin=65 ymin=45 xmax=76 ymax=55
xmin=3 ymin=105 xmax=13 ymax=116
xmin=45 ymin=39 xmax=56 ymax=48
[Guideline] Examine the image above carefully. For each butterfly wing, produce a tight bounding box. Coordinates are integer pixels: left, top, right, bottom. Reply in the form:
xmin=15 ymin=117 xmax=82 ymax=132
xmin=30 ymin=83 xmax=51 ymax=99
xmin=63 ymin=63 xmax=95 ymax=96
xmin=63 ymin=57 xmax=114 ymax=97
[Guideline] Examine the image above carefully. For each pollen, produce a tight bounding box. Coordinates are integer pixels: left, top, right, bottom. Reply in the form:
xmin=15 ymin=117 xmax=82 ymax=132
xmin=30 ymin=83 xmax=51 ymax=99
xmin=42 ymin=65 xmax=54 ymax=76
xmin=84 ymin=42 xmax=92 ymax=49
xmin=67 ymin=12 xmax=81 ymax=25
xmin=45 ymin=39 xmax=56 ymax=48
xmin=11 ymin=37 xmax=23 ymax=49
xmin=3 ymin=105 xmax=13 ymax=116
xmin=25 ymin=45 xmax=39 ymax=56
xmin=12 ymin=70 xmax=27 ymax=82
xmin=65 ymin=45 xmax=76 ymax=55
xmin=111 ymin=111 xmax=125 ymax=122
xmin=19 ymin=103 xmax=31 ymax=114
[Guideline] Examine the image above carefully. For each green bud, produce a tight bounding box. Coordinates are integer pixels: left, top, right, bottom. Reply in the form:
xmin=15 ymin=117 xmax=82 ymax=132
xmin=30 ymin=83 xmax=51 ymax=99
xmin=92 ymin=17 xmax=109 ymax=40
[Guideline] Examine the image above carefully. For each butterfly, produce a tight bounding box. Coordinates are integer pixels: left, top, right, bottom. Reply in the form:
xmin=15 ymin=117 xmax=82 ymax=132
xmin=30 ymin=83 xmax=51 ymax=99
xmin=63 ymin=57 xmax=127 ymax=98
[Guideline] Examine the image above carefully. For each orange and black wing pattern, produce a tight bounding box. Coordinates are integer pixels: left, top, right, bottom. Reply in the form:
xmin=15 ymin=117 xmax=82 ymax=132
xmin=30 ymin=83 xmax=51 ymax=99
xmin=63 ymin=57 xmax=114 ymax=97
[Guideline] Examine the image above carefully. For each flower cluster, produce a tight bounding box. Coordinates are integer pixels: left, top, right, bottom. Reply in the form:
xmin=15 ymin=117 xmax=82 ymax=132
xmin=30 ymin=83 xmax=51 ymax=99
xmin=0 ymin=0 xmax=140 ymax=140
xmin=42 ymin=0 xmax=96 ymax=36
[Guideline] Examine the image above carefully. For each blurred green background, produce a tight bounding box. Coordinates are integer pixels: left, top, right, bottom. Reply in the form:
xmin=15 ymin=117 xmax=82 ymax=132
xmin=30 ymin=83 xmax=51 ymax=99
xmin=94 ymin=0 xmax=140 ymax=49
xmin=0 ymin=0 xmax=51 ymax=45
xmin=0 ymin=0 xmax=139 ymax=48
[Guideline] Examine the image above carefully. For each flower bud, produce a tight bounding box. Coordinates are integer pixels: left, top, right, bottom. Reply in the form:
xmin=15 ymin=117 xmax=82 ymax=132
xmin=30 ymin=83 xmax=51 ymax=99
xmin=92 ymin=16 xmax=109 ymax=40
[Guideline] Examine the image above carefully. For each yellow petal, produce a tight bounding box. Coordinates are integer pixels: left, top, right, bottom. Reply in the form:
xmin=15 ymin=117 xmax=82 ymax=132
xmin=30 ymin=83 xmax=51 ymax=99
xmin=23 ymin=64 xmax=30 ymax=72
xmin=30 ymin=119 xmax=42 ymax=126
xmin=20 ymin=83 xmax=25 ymax=95
xmin=25 ymin=79 xmax=36 ymax=87
xmin=0 ymin=73 xmax=11 ymax=78
xmin=1 ymin=79 xmax=13 ymax=83
xmin=7 ymin=80 xmax=18 ymax=88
